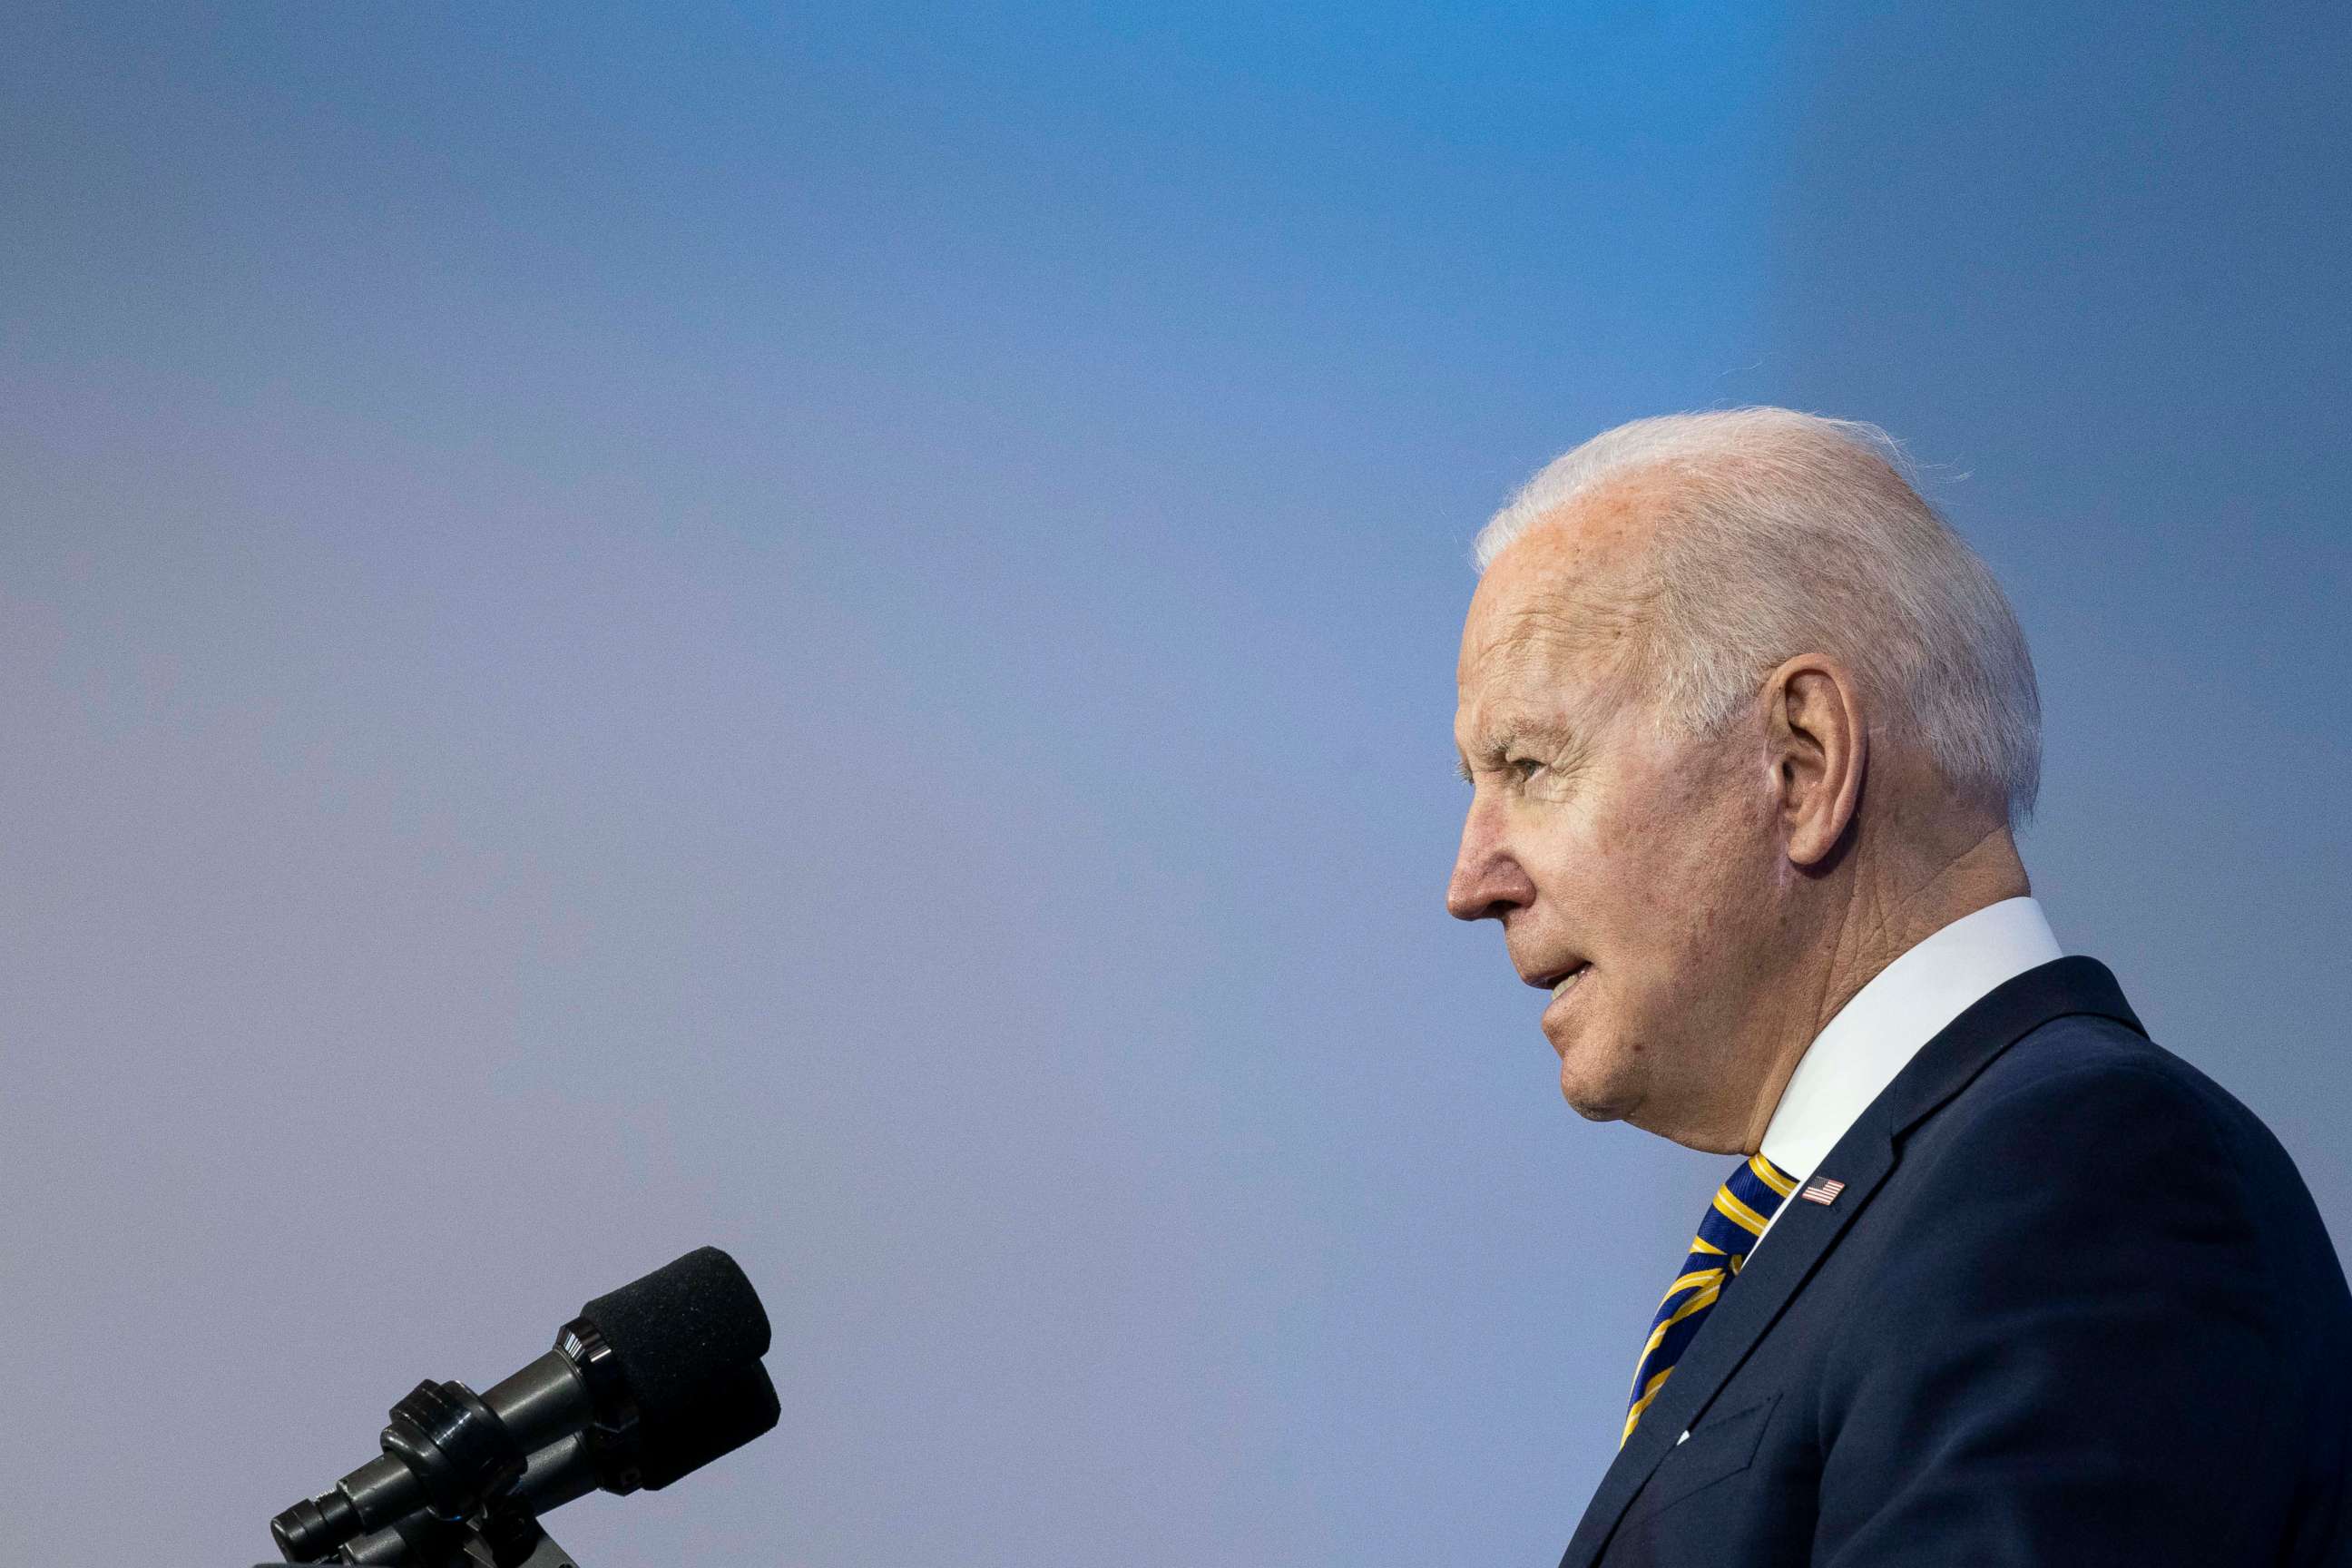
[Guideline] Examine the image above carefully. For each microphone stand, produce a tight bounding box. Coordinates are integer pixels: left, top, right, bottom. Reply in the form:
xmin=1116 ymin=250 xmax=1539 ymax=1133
xmin=331 ymin=1506 xmax=576 ymax=1568
xmin=276 ymin=1382 xmax=611 ymax=1568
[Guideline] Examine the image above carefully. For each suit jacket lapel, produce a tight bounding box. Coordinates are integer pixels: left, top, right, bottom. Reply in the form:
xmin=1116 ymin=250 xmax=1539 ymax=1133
xmin=1555 ymin=956 xmax=2144 ymax=1568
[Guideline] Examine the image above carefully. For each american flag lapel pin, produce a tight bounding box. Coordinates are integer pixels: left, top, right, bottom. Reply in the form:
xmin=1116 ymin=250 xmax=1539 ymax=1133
xmin=1798 ymin=1176 xmax=1847 ymax=1206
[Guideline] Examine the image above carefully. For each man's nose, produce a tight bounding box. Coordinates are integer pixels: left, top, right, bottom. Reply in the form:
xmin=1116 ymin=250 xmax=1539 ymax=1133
xmin=1446 ymin=804 xmax=1534 ymax=922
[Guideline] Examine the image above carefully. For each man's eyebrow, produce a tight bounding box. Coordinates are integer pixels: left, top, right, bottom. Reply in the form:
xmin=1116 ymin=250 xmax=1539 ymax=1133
xmin=1454 ymin=713 xmax=1580 ymax=781
xmin=1494 ymin=711 xmax=1582 ymax=751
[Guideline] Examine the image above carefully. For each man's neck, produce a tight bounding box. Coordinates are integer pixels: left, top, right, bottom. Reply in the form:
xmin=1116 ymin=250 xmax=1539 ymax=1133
xmin=1738 ymin=824 xmax=2030 ymax=1154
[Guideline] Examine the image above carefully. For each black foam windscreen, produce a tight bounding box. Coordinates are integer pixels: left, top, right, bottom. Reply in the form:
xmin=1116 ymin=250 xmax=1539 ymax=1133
xmin=638 ymin=1360 xmax=782 ymax=1490
xmin=580 ymin=1246 xmax=776 ymax=1484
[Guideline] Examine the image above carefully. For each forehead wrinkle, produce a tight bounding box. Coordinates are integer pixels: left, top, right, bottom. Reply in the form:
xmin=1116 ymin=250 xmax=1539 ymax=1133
xmin=1456 ymin=614 xmax=1646 ymax=779
xmin=1461 ymin=598 xmax=1592 ymax=688
xmin=1465 ymin=521 xmax=1657 ymax=669
xmin=1455 ymin=478 xmax=1681 ymax=780
xmin=1460 ymin=589 xmax=1641 ymax=718
xmin=1459 ymin=497 xmax=1669 ymax=749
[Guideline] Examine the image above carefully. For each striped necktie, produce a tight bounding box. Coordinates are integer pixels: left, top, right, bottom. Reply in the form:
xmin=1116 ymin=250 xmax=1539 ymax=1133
xmin=1622 ymin=1152 xmax=1798 ymax=1446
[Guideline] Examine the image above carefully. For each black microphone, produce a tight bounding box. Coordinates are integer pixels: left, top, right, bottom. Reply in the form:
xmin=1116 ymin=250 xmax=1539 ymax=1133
xmin=270 ymin=1247 xmax=780 ymax=1564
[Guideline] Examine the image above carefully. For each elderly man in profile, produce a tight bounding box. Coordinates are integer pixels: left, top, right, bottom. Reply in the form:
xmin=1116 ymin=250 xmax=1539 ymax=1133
xmin=1446 ymin=408 xmax=2352 ymax=1566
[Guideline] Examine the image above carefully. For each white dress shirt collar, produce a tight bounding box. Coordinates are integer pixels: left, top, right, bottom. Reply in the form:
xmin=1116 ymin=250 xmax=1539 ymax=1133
xmin=1758 ymin=897 xmax=2063 ymax=1190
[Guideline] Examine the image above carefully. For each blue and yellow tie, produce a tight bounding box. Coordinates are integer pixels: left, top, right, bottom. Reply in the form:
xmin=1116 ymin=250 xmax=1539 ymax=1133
xmin=1622 ymin=1152 xmax=1798 ymax=1446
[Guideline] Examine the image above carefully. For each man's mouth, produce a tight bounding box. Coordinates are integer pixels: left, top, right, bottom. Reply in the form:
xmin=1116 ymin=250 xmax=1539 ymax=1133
xmin=1550 ymin=964 xmax=1591 ymax=999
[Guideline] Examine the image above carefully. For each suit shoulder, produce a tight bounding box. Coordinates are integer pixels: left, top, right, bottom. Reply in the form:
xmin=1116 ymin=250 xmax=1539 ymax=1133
xmin=1962 ymin=1011 xmax=2278 ymax=1171
xmin=1927 ymin=1010 xmax=2341 ymax=1292
xmin=1919 ymin=1014 xmax=2246 ymax=1193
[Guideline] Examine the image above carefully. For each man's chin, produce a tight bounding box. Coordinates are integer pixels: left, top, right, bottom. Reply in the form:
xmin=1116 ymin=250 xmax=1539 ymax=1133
xmin=1558 ymin=1064 xmax=1636 ymax=1122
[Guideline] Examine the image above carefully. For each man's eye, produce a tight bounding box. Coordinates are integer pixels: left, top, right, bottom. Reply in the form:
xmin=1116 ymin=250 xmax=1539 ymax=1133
xmin=1508 ymin=757 xmax=1543 ymax=780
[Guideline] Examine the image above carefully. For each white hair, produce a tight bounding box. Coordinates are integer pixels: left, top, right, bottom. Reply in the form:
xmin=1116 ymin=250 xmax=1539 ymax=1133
xmin=1472 ymin=407 xmax=2040 ymax=827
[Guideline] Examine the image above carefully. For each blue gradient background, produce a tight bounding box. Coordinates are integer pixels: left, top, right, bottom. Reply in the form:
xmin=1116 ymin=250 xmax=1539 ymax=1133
xmin=4 ymin=5 xmax=2346 ymax=1563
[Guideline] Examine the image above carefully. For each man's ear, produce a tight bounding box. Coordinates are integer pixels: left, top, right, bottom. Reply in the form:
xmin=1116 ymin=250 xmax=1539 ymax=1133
xmin=1767 ymin=654 xmax=1866 ymax=867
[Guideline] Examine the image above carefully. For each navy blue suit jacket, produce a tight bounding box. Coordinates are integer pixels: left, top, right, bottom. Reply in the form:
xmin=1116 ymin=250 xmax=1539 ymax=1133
xmin=1561 ymin=956 xmax=2352 ymax=1566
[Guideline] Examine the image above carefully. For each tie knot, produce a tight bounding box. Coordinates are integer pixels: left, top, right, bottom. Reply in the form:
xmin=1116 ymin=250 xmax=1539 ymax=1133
xmin=1702 ymin=1152 xmax=1798 ymax=1258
